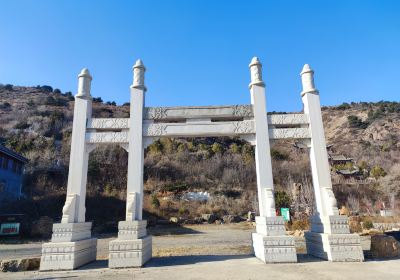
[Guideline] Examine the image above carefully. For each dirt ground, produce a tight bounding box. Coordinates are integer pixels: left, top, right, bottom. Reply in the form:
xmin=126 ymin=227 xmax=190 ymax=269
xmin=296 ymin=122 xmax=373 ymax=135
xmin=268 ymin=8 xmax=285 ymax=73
xmin=1 ymin=223 xmax=395 ymax=280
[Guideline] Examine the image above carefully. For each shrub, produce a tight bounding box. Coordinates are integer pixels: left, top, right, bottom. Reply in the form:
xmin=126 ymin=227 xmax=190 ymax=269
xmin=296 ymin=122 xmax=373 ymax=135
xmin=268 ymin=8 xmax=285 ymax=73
xmin=40 ymin=85 xmax=53 ymax=93
xmin=271 ymin=148 xmax=289 ymax=161
xmin=93 ymin=97 xmax=103 ymax=103
xmin=275 ymin=190 xmax=291 ymax=209
xmin=106 ymin=101 xmax=116 ymax=106
xmin=290 ymin=219 xmax=310 ymax=231
xmin=14 ymin=121 xmax=30 ymax=130
xmin=2 ymin=84 xmax=13 ymax=91
xmin=370 ymin=166 xmax=386 ymax=179
xmin=363 ymin=220 xmax=374 ymax=230
xmin=347 ymin=115 xmax=369 ymax=129
xmin=53 ymin=88 xmax=61 ymax=94
xmin=0 ymin=102 xmax=11 ymax=109
xmin=151 ymin=194 xmax=160 ymax=209
xmin=212 ymin=143 xmax=223 ymax=154
xmin=337 ymin=102 xmax=351 ymax=110
xmin=229 ymin=143 xmax=240 ymax=154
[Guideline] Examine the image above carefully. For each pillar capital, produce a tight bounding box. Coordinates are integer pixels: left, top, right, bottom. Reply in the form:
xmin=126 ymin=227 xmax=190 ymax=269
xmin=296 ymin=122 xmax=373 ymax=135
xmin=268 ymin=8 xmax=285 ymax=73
xmin=249 ymin=57 xmax=265 ymax=89
xmin=132 ymin=59 xmax=146 ymax=91
xmin=300 ymin=64 xmax=319 ymax=97
xmin=76 ymin=68 xmax=92 ymax=98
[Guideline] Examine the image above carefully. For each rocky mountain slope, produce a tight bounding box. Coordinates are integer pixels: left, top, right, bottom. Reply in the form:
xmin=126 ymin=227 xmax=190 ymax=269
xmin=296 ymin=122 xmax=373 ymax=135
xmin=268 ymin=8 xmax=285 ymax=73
xmin=0 ymin=84 xmax=399 ymax=223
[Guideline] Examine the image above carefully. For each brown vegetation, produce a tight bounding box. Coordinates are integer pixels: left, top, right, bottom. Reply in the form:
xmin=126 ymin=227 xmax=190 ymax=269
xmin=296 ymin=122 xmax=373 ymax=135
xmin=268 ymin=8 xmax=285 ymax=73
xmin=1 ymin=86 xmax=400 ymax=228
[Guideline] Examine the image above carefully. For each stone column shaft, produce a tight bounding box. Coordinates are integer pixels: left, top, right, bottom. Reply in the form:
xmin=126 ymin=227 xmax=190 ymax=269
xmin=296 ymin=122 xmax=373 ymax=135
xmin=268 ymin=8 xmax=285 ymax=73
xmin=126 ymin=60 xmax=146 ymax=221
xmin=64 ymin=69 xmax=93 ymax=223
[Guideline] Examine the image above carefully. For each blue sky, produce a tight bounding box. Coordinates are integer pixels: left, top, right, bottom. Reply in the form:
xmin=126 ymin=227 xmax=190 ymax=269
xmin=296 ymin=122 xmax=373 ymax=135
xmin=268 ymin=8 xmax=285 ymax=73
xmin=0 ymin=1 xmax=399 ymax=112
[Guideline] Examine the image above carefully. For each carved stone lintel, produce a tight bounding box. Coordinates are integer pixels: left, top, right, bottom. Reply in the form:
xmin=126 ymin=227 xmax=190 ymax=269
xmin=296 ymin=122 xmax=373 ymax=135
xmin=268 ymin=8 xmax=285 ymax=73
xmin=146 ymin=123 xmax=167 ymax=136
xmin=232 ymin=105 xmax=253 ymax=117
xmin=232 ymin=120 xmax=255 ymax=134
xmin=87 ymin=118 xmax=129 ymax=129
xmin=144 ymin=107 xmax=167 ymax=119
xmin=86 ymin=132 xmax=129 ymax=144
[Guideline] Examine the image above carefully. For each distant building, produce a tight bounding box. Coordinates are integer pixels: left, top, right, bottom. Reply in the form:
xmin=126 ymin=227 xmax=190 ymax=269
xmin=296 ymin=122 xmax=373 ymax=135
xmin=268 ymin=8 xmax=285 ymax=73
xmin=336 ymin=168 xmax=361 ymax=179
xmin=328 ymin=154 xmax=353 ymax=165
xmin=0 ymin=145 xmax=28 ymax=201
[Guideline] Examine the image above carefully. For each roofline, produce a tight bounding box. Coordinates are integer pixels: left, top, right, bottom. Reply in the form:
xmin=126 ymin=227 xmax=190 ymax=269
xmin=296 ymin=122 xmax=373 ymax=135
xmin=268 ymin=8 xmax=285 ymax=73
xmin=0 ymin=145 xmax=28 ymax=163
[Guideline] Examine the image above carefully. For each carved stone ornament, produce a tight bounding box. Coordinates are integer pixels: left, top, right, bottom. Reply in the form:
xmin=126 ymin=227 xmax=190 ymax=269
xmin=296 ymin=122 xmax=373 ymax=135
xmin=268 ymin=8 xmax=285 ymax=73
xmin=269 ymin=128 xmax=310 ymax=140
xmin=146 ymin=123 xmax=167 ymax=136
xmin=61 ymin=194 xmax=77 ymax=223
xmin=249 ymin=57 xmax=265 ymax=88
xmin=232 ymin=105 xmax=253 ymax=117
xmin=144 ymin=107 xmax=168 ymax=119
xmin=86 ymin=132 xmax=129 ymax=144
xmin=132 ymin=59 xmax=146 ymax=90
xmin=88 ymin=118 xmax=129 ymax=129
xmin=232 ymin=120 xmax=255 ymax=134
xmin=126 ymin=192 xmax=137 ymax=221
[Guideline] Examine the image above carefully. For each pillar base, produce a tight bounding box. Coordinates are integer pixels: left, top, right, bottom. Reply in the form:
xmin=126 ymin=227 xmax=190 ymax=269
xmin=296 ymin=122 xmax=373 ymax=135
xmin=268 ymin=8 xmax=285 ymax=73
xmin=305 ymin=215 xmax=364 ymax=262
xmin=252 ymin=216 xmax=297 ymax=263
xmin=109 ymin=220 xmax=152 ymax=268
xmin=40 ymin=222 xmax=97 ymax=271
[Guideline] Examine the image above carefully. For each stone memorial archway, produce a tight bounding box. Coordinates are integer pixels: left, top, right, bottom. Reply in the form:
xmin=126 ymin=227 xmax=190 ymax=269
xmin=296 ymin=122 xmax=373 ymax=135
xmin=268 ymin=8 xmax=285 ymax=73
xmin=40 ymin=57 xmax=364 ymax=271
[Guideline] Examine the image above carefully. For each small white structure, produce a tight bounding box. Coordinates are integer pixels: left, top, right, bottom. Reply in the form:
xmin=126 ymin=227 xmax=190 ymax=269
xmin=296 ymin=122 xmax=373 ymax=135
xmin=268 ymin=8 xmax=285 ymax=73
xmin=40 ymin=57 xmax=363 ymax=270
xmin=182 ymin=191 xmax=210 ymax=201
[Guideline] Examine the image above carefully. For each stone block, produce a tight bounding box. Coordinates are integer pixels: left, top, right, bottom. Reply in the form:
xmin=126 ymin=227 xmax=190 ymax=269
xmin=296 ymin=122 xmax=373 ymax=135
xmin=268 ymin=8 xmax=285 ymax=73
xmin=51 ymin=222 xmax=92 ymax=242
xmin=117 ymin=220 xmax=147 ymax=240
xmin=309 ymin=215 xmax=350 ymax=234
xmin=109 ymin=236 xmax=152 ymax=268
xmin=305 ymin=231 xmax=364 ymax=262
xmin=40 ymin=238 xmax=97 ymax=270
xmin=255 ymin=216 xmax=286 ymax=236
xmin=252 ymin=233 xmax=297 ymax=263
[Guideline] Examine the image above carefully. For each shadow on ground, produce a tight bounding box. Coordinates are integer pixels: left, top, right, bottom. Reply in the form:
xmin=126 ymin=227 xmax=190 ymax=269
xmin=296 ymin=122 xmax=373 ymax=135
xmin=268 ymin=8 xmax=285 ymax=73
xmin=146 ymin=254 xmax=253 ymax=267
xmin=148 ymin=224 xmax=203 ymax=236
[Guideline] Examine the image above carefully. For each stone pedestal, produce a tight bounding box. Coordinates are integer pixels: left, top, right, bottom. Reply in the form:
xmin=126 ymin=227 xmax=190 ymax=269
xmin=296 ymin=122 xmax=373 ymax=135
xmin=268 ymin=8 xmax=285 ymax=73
xmin=109 ymin=220 xmax=152 ymax=268
xmin=252 ymin=216 xmax=297 ymax=263
xmin=305 ymin=215 xmax=364 ymax=262
xmin=40 ymin=222 xmax=97 ymax=270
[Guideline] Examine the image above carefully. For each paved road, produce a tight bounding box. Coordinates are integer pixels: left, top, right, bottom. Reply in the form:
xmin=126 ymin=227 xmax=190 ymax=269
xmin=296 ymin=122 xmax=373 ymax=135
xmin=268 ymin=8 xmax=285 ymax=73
xmin=3 ymin=255 xmax=400 ymax=280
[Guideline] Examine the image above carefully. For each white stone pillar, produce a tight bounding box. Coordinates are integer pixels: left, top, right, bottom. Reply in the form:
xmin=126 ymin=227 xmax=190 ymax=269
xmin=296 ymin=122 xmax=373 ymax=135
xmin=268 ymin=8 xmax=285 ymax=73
xmin=249 ymin=57 xmax=297 ymax=263
xmin=127 ymin=59 xmax=146 ymax=221
xmin=249 ymin=57 xmax=275 ymax=219
xmin=109 ymin=59 xmax=152 ymax=268
xmin=40 ymin=69 xmax=97 ymax=271
xmin=64 ymin=68 xmax=93 ymax=223
xmin=302 ymin=64 xmax=363 ymax=262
